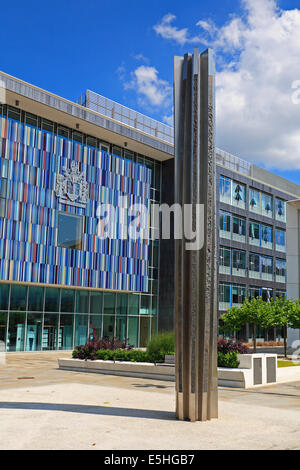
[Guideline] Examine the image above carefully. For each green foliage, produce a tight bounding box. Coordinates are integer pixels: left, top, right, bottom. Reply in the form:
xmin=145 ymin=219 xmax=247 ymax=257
xmin=95 ymin=348 xmax=164 ymax=363
xmin=217 ymin=352 xmax=240 ymax=369
xmin=146 ymin=331 xmax=174 ymax=362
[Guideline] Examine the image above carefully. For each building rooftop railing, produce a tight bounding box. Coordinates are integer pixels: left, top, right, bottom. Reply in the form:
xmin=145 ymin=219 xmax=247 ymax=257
xmin=81 ymin=90 xmax=174 ymax=145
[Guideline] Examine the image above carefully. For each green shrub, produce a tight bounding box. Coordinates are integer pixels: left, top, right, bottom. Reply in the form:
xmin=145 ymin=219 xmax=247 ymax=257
xmin=96 ymin=349 xmax=154 ymax=363
xmin=218 ymin=352 xmax=240 ymax=369
xmin=146 ymin=331 xmax=174 ymax=362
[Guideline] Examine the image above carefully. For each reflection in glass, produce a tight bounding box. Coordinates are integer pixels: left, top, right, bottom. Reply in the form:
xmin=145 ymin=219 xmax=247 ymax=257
xmin=28 ymin=287 xmax=44 ymax=311
xmin=0 ymin=284 xmax=9 ymax=310
xmin=103 ymin=315 xmax=115 ymax=339
xmin=43 ymin=313 xmax=59 ymax=350
xmin=26 ymin=312 xmax=43 ymax=351
xmin=61 ymin=289 xmax=75 ymax=313
xmin=74 ymin=315 xmax=88 ymax=347
xmin=10 ymin=285 xmax=27 ymax=311
xmin=45 ymin=288 xmax=60 ymax=312
xmin=75 ymin=290 xmax=89 ymax=313
xmin=116 ymin=294 xmax=127 ymax=315
xmin=127 ymin=317 xmax=139 ymax=348
xmin=128 ymin=295 xmax=139 ymax=315
xmin=7 ymin=312 xmax=26 ymax=351
xmin=116 ymin=316 xmax=127 ymax=343
xmin=60 ymin=314 xmax=74 ymax=350
xmin=104 ymin=293 xmax=115 ymax=315
xmin=89 ymin=315 xmax=102 ymax=340
xmin=90 ymin=292 xmax=102 ymax=314
xmin=140 ymin=317 xmax=149 ymax=347
xmin=0 ymin=312 xmax=7 ymax=351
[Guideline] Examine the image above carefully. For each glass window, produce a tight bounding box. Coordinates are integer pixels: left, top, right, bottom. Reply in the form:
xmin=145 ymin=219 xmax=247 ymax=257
xmin=90 ymin=292 xmax=102 ymax=314
xmin=232 ymin=284 xmax=246 ymax=305
xmin=232 ymin=182 xmax=246 ymax=208
xmin=232 ymin=216 xmax=246 ymax=241
xmin=140 ymin=317 xmax=150 ymax=347
xmin=26 ymin=313 xmax=43 ymax=351
xmin=43 ymin=313 xmax=59 ymax=350
xmin=74 ymin=314 xmax=88 ymax=347
xmin=103 ymin=293 xmax=115 ymax=315
xmin=261 ymin=225 xmax=273 ymax=249
xmin=262 ymin=288 xmax=273 ymax=302
xmin=45 ymin=288 xmax=60 ymax=312
xmin=25 ymin=112 xmax=38 ymax=127
xmin=89 ymin=315 xmax=102 ymax=340
xmin=75 ymin=290 xmax=89 ymax=313
xmin=261 ymin=193 xmax=273 ymax=217
xmin=59 ymin=314 xmax=74 ymax=350
xmin=61 ymin=289 xmax=75 ymax=313
xmin=103 ymin=315 xmax=115 ymax=339
xmin=276 ymin=229 xmax=286 ymax=251
xmin=7 ymin=106 xmax=21 ymax=121
xmin=140 ymin=295 xmax=151 ymax=315
xmin=219 ymin=211 xmax=231 ymax=239
xmin=232 ymin=250 xmax=246 ymax=271
xmin=249 ymin=253 xmax=260 ymax=274
xmin=249 ymin=221 xmax=260 ymax=244
xmin=128 ymin=294 xmax=139 ymax=315
xmin=219 ymin=247 xmax=231 ymax=267
xmin=219 ymin=283 xmax=231 ymax=304
xmin=152 ymin=296 xmax=158 ymax=316
xmin=41 ymin=119 xmax=54 ymax=133
xmin=28 ymin=286 xmax=44 ymax=311
xmin=127 ymin=317 xmax=139 ymax=348
xmin=248 ymin=286 xmax=260 ymax=300
xmin=116 ymin=294 xmax=127 ymax=315
xmin=276 ymin=199 xmax=286 ymax=222
xmin=249 ymin=188 xmax=260 ymax=212
xmin=220 ymin=176 xmax=231 ymax=203
xmin=0 ymin=312 xmax=7 ymax=351
xmin=276 ymin=259 xmax=286 ymax=281
xmin=112 ymin=146 xmax=122 ymax=157
xmin=261 ymin=256 xmax=273 ymax=275
xmin=7 ymin=312 xmax=25 ymax=351
xmin=57 ymin=213 xmax=83 ymax=250
xmin=10 ymin=285 xmax=27 ymax=311
xmin=0 ymin=284 xmax=9 ymax=310
xmin=86 ymin=136 xmax=97 ymax=148
xmin=116 ymin=316 xmax=127 ymax=343
xmin=58 ymin=126 xmax=69 ymax=138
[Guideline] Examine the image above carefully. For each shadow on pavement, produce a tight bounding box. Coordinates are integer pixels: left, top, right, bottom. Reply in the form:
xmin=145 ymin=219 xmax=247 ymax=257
xmin=0 ymin=402 xmax=176 ymax=421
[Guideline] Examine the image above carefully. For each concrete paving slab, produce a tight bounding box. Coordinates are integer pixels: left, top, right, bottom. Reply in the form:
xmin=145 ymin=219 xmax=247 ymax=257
xmin=0 ymin=352 xmax=299 ymax=450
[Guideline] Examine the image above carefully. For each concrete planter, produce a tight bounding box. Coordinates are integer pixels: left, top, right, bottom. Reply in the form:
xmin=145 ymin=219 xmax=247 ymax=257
xmin=58 ymin=353 xmax=278 ymax=389
xmin=58 ymin=358 xmax=175 ymax=381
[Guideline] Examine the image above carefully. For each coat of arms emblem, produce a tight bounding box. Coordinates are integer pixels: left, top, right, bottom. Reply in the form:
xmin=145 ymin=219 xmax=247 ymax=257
xmin=55 ymin=161 xmax=89 ymax=208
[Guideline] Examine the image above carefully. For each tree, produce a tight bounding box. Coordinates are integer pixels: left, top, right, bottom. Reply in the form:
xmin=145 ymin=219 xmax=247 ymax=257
xmin=267 ymin=297 xmax=294 ymax=358
xmin=221 ymin=297 xmax=271 ymax=353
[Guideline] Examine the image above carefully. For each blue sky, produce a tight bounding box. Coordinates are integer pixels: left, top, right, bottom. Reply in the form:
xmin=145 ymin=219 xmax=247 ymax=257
xmin=1 ymin=0 xmax=300 ymax=183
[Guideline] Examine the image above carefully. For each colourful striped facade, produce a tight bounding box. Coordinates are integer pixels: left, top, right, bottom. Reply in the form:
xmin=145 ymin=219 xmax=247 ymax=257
xmin=0 ymin=117 xmax=151 ymax=291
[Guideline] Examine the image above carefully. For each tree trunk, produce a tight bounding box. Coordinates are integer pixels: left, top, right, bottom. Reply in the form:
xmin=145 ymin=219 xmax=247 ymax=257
xmin=284 ymin=324 xmax=288 ymax=358
xmin=253 ymin=323 xmax=257 ymax=353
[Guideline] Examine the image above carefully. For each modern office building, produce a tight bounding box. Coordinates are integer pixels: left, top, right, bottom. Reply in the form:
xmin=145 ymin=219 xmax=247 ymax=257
xmin=0 ymin=70 xmax=299 ymax=352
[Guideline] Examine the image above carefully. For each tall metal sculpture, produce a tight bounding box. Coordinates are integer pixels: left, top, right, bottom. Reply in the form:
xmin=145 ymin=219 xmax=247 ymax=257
xmin=174 ymin=48 xmax=218 ymax=421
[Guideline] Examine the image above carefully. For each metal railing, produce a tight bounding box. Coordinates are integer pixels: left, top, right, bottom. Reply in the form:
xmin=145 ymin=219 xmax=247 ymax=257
xmin=83 ymin=90 xmax=174 ymax=145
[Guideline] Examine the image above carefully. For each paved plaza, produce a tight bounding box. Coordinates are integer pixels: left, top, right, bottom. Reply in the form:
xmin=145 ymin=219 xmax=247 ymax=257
xmin=0 ymin=352 xmax=299 ymax=450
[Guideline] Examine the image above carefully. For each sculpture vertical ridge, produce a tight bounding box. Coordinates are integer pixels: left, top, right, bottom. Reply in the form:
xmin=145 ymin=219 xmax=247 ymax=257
xmin=174 ymin=47 xmax=218 ymax=422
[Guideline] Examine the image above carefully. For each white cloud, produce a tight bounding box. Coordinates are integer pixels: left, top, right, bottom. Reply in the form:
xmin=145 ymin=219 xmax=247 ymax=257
xmin=154 ymin=1 xmax=300 ymax=169
xmin=211 ymin=0 xmax=300 ymax=168
xmin=154 ymin=13 xmax=204 ymax=46
xmin=125 ymin=65 xmax=172 ymax=109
